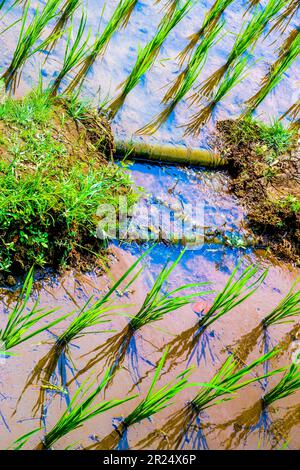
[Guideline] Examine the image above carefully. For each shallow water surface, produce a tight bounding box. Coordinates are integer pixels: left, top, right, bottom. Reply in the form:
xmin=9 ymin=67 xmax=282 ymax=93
xmin=0 ymin=0 xmax=299 ymax=451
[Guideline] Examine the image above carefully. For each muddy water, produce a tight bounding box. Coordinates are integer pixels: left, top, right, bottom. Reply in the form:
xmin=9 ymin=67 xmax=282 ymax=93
xmin=0 ymin=162 xmax=299 ymax=450
xmin=0 ymin=0 xmax=300 ymax=451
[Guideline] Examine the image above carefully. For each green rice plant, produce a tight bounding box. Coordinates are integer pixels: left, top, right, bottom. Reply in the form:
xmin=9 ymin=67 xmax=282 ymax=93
xmin=185 ymin=54 xmax=250 ymax=135
xmin=1 ymin=0 xmax=63 ymax=92
xmin=268 ymin=0 xmax=299 ymax=35
xmin=137 ymin=20 xmax=224 ymax=135
xmin=55 ymin=248 xmax=152 ymax=348
xmin=178 ymin=349 xmax=283 ymax=449
xmin=108 ymin=0 xmax=194 ymax=118
xmin=197 ymin=263 xmax=268 ymax=330
xmin=38 ymin=369 xmax=137 ymax=449
xmin=196 ymin=0 xmax=286 ymax=100
xmin=245 ymin=27 xmax=300 ymax=115
xmin=262 ymin=362 xmax=300 ymax=408
xmin=122 ymin=348 xmax=193 ymax=428
xmin=128 ymin=249 xmax=212 ymax=332
xmin=192 ymin=349 xmax=283 ymax=412
xmin=0 ymin=268 xmax=70 ymax=352
xmin=263 ymin=279 xmax=300 ymax=327
xmin=47 ymin=0 xmax=82 ymax=52
xmin=177 ymin=0 xmax=234 ymax=66
xmin=50 ymin=12 xmax=91 ymax=95
xmin=66 ymin=0 xmax=138 ymax=94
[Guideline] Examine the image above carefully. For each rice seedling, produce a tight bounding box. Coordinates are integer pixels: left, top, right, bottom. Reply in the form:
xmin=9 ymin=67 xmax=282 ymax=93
xmin=66 ymin=0 xmax=138 ymax=94
xmin=177 ymin=0 xmax=234 ymax=67
xmin=263 ymin=278 xmax=300 ymax=328
xmin=71 ymin=249 xmax=212 ymax=389
xmin=34 ymin=369 xmax=137 ymax=449
xmin=192 ymin=350 xmax=281 ymax=412
xmin=101 ymin=347 xmax=196 ymax=449
xmin=186 ymin=262 xmax=268 ymax=366
xmin=137 ymin=20 xmax=224 ymax=135
xmin=0 ymin=267 xmax=70 ymax=353
xmin=13 ymin=249 xmax=151 ymax=418
xmin=128 ymin=249 xmax=211 ymax=332
xmin=185 ymin=54 xmax=250 ymax=135
xmin=263 ymin=362 xmax=300 ymax=408
xmin=108 ymin=0 xmax=194 ymax=118
xmin=47 ymin=0 xmax=82 ymax=52
xmin=177 ymin=350 xmax=282 ymax=449
xmin=245 ymin=27 xmax=300 ymax=115
xmin=199 ymin=264 xmax=268 ymax=330
xmin=268 ymin=0 xmax=299 ymax=35
xmin=1 ymin=0 xmax=63 ymax=92
xmin=195 ymin=0 xmax=286 ymax=100
xmin=50 ymin=12 xmax=91 ymax=95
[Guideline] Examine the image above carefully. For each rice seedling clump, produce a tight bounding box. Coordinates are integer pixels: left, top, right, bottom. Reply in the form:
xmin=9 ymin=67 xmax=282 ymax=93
xmin=0 ymin=88 xmax=139 ymax=281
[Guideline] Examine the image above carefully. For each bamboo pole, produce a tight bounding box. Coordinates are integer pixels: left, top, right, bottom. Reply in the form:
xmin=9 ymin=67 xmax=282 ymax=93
xmin=115 ymin=140 xmax=226 ymax=167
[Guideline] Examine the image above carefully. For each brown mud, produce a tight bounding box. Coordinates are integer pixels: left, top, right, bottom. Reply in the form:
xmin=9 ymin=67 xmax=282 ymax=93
xmin=216 ymin=119 xmax=300 ymax=265
xmin=0 ymin=246 xmax=299 ymax=450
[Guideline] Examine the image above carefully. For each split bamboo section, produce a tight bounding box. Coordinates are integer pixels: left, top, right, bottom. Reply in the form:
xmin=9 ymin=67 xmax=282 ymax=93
xmin=115 ymin=140 xmax=225 ymax=167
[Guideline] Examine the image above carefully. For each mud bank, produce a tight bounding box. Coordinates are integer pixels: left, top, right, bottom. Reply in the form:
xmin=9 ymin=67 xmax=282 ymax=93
xmin=0 ymin=92 xmax=138 ymax=283
xmin=216 ymin=119 xmax=300 ymax=265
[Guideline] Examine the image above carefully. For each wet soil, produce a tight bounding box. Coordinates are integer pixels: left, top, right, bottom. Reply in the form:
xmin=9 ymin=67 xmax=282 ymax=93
xmin=216 ymin=119 xmax=300 ymax=265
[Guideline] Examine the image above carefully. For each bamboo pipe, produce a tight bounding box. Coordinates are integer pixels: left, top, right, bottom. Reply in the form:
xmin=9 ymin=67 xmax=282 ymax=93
xmin=115 ymin=141 xmax=226 ymax=167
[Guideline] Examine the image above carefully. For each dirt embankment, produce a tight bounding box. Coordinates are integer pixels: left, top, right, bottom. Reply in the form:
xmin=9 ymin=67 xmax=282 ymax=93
xmin=216 ymin=119 xmax=300 ymax=264
xmin=0 ymin=94 xmax=138 ymax=284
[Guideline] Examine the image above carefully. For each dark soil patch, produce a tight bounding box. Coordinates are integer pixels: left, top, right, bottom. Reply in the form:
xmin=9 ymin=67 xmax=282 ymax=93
xmin=216 ymin=118 xmax=300 ymax=265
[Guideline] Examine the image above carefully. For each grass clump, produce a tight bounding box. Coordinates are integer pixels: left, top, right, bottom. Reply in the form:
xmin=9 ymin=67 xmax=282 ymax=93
xmin=0 ymin=89 xmax=138 ymax=277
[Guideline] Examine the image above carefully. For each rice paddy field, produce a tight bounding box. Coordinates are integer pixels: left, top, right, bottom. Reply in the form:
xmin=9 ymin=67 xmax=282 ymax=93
xmin=0 ymin=0 xmax=300 ymax=452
